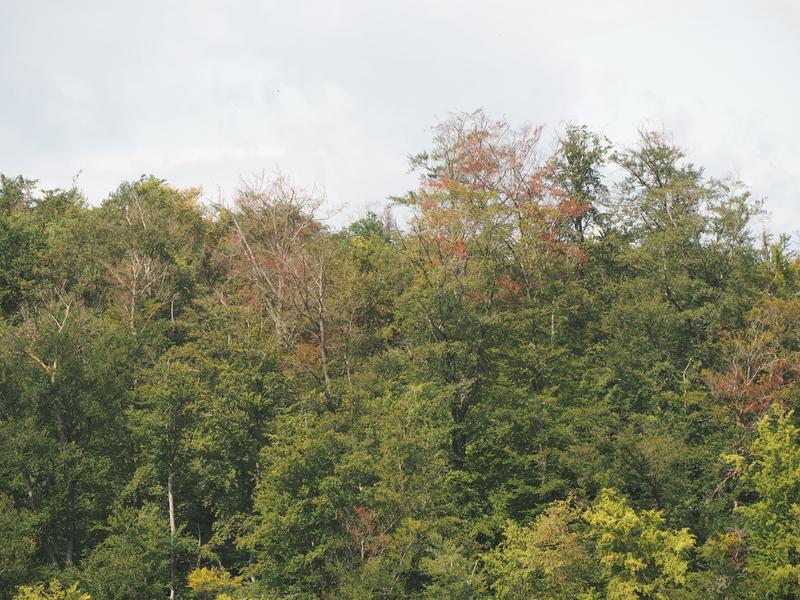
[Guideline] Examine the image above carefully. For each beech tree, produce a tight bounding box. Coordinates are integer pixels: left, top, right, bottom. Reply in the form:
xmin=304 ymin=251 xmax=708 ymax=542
xmin=222 ymin=177 xmax=342 ymax=407
xmin=129 ymin=357 xmax=201 ymax=599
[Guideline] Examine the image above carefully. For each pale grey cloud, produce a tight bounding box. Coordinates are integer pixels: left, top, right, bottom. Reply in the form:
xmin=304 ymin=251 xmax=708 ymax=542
xmin=0 ymin=0 xmax=797 ymax=232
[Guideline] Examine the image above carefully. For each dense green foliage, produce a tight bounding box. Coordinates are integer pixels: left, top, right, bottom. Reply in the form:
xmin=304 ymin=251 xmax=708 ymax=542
xmin=2 ymin=112 xmax=800 ymax=598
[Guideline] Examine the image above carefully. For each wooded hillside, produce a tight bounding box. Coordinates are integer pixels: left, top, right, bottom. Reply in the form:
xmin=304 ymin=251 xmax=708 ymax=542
xmin=2 ymin=111 xmax=799 ymax=599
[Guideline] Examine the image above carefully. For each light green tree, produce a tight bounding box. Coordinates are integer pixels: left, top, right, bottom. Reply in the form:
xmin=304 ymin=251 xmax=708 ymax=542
xmin=486 ymin=490 xmax=695 ymax=599
xmin=587 ymin=488 xmax=695 ymax=599
xmin=737 ymin=409 xmax=800 ymax=597
xmin=484 ymin=499 xmax=596 ymax=599
xmin=12 ymin=581 xmax=89 ymax=600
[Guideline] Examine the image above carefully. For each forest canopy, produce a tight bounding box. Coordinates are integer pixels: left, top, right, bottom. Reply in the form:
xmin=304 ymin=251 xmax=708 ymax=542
xmin=2 ymin=111 xmax=799 ymax=599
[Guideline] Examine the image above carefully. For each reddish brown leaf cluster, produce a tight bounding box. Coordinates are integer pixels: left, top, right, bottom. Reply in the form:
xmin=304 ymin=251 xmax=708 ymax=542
xmin=495 ymin=277 xmax=524 ymax=304
xmin=346 ymin=506 xmax=390 ymax=562
xmin=407 ymin=111 xmax=591 ymax=302
xmin=709 ymin=298 xmax=800 ymax=425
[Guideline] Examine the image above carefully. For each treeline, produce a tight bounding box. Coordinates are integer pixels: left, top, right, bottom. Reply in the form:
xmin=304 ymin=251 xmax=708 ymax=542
xmin=2 ymin=111 xmax=800 ymax=599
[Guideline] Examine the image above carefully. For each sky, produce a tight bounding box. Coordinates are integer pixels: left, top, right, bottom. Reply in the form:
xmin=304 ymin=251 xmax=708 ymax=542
xmin=1 ymin=0 xmax=798 ymax=233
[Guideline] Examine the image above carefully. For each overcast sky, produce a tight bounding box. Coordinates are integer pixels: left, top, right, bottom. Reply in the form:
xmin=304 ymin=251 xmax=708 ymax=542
xmin=1 ymin=0 xmax=797 ymax=232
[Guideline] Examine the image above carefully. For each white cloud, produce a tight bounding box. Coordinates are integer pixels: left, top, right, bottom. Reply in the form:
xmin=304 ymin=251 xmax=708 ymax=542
xmin=0 ymin=0 xmax=797 ymax=233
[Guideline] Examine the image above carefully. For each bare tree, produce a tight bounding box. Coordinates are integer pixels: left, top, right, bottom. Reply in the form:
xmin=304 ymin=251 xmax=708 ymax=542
xmin=219 ymin=176 xmax=339 ymax=407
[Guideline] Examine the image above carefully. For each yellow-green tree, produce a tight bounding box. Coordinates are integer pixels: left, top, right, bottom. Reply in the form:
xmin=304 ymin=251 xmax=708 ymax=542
xmin=486 ymin=490 xmax=695 ymax=599
xmin=737 ymin=409 xmax=800 ymax=597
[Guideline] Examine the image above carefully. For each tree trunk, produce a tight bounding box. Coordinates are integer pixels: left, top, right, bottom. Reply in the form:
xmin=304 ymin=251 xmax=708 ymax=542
xmin=65 ymin=521 xmax=75 ymax=566
xmin=168 ymin=468 xmax=176 ymax=600
xmin=318 ymin=317 xmax=334 ymax=408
